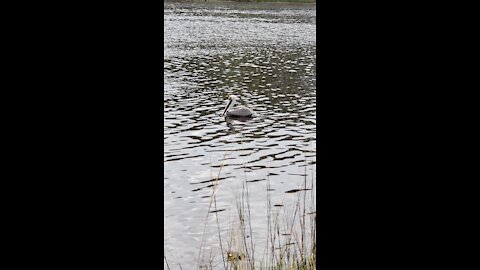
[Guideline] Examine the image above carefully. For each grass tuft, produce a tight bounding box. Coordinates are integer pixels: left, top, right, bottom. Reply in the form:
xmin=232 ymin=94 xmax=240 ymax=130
xmin=195 ymin=146 xmax=316 ymax=269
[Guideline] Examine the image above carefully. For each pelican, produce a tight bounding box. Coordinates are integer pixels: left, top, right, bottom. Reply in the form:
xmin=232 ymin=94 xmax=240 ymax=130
xmin=223 ymin=95 xmax=254 ymax=117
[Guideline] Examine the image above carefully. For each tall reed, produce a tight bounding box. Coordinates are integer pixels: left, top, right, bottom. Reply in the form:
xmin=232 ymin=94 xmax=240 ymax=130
xmin=196 ymin=146 xmax=316 ymax=269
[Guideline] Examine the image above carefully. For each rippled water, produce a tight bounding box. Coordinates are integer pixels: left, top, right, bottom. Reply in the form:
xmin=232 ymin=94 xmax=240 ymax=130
xmin=164 ymin=1 xmax=316 ymax=268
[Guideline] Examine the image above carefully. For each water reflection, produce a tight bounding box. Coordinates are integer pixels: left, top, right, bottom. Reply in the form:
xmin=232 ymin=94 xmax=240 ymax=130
xmin=224 ymin=115 xmax=253 ymax=134
xmin=164 ymin=1 xmax=316 ymax=268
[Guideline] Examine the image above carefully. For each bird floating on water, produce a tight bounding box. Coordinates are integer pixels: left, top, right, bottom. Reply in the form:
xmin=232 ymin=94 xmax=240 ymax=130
xmin=223 ymin=95 xmax=254 ymax=117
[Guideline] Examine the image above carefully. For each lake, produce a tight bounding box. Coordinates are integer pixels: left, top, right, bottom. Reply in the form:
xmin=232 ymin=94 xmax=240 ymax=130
xmin=164 ymin=1 xmax=316 ymax=268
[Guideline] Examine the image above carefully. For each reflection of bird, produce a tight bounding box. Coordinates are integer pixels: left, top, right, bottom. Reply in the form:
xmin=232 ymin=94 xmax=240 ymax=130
xmin=222 ymin=95 xmax=254 ymax=117
xmin=225 ymin=116 xmax=236 ymax=134
xmin=224 ymin=113 xmax=252 ymax=135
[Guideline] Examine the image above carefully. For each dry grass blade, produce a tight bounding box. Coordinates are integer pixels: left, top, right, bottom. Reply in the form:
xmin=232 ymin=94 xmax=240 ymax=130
xmin=194 ymin=147 xmax=316 ymax=270
xmin=164 ymin=253 xmax=171 ymax=270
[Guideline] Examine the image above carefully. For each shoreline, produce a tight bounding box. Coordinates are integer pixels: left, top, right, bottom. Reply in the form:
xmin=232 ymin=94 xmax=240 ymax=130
xmin=164 ymin=0 xmax=316 ymax=4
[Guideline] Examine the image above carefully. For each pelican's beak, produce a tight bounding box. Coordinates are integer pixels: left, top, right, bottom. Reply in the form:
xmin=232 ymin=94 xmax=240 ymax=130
xmin=223 ymin=98 xmax=233 ymax=115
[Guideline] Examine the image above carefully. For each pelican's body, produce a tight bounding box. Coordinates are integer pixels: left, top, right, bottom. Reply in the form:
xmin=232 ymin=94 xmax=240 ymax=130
xmin=223 ymin=95 xmax=254 ymax=117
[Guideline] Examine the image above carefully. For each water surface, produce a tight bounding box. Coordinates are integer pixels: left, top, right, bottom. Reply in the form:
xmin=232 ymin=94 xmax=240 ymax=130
xmin=164 ymin=1 xmax=316 ymax=268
